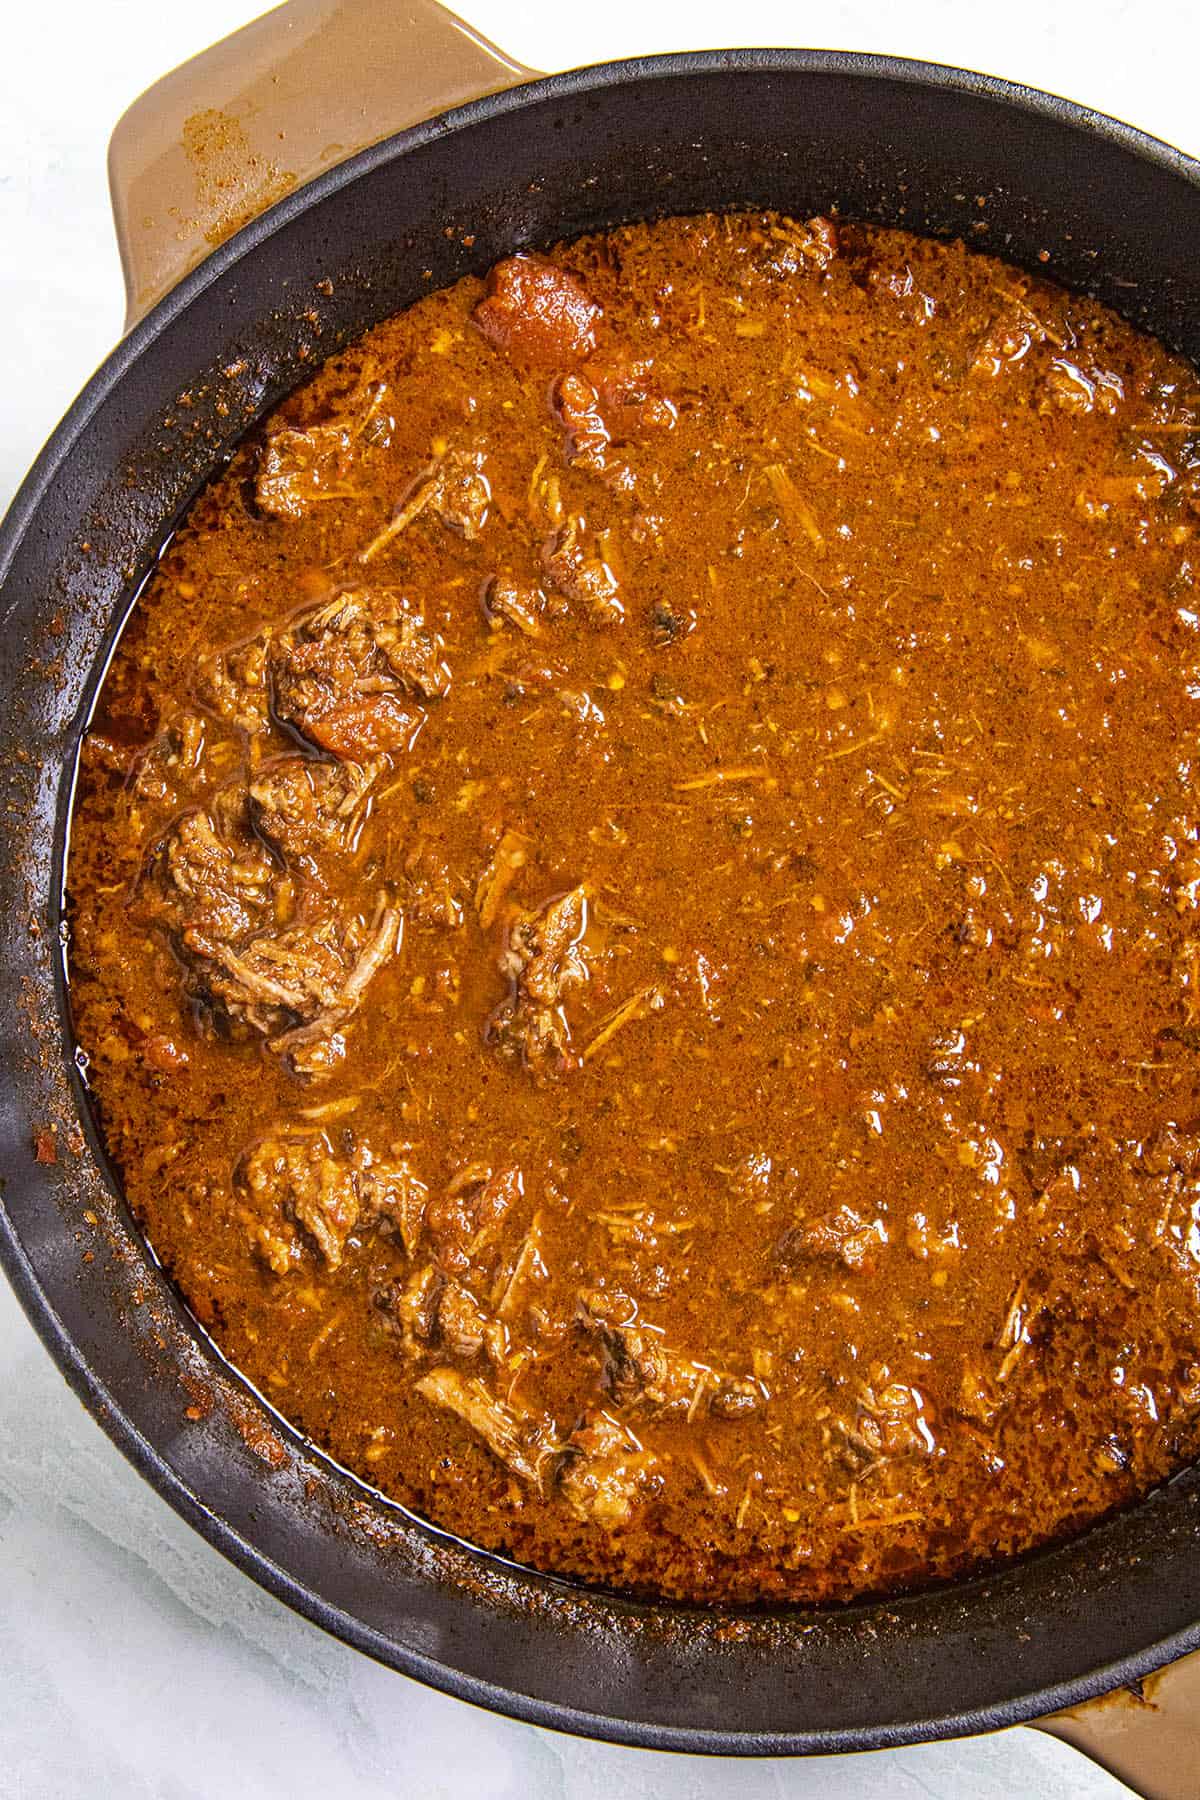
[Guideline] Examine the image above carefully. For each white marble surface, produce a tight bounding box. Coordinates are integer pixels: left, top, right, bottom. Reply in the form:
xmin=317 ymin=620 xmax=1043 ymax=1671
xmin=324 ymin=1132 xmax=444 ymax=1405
xmin=2 ymin=1 xmax=1197 ymax=1792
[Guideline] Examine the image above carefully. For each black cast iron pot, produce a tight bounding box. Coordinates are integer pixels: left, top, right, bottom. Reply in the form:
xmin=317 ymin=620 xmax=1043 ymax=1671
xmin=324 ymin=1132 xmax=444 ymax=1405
xmin=3 ymin=2 xmax=1200 ymax=1782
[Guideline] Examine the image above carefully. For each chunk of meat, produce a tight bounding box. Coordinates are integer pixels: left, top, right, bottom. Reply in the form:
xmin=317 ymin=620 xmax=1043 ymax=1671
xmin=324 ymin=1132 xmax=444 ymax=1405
xmin=428 ymin=448 xmax=491 ymax=540
xmin=198 ymin=585 xmax=445 ymax=757
xmin=433 ymin=1281 xmax=510 ymax=1363
xmin=558 ymin=1410 xmax=663 ymax=1529
xmin=197 ymin=632 xmax=272 ymax=736
xmin=190 ymin=899 xmax=400 ymax=1077
xmin=375 ymin=1265 xmax=505 ymax=1362
xmin=482 ymin=574 xmax=547 ymax=637
xmin=271 ymin=590 xmax=448 ymax=758
xmin=504 ymin=885 xmax=588 ymax=1008
xmin=837 ymin=1377 xmax=937 ymax=1463
xmin=542 ymin=522 xmax=622 ymax=623
xmin=647 ymin=598 xmax=697 ymax=646
xmin=359 ymin=1149 xmax=429 ymax=1257
xmin=586 ymin=355 xmax=677 ymax=434
xmin=256 ymin=421 xmax=358 ymax=521
xmin=775 ymin=1205 xmax=889 ymax=1273
xmin=553 ymin=359 xmax=677 ymax=470
xmin=150 ymin=807 xmax=274 ymax=945
xmin=254 ymin=376 xmax=391 ymax=520
xmin=374 ymin=1263 xmax=440 ymax=1355
xmin=248 ymin=756 xmax=377 ymax=869
xmin=238 ymin=1133 xmax=423 ymax=1271
xmin=473 ymin=255 xmax=600 ymax=367
xmin=434 ymin=1280 xmax=490 ymax=1357
xmin=486 ymin=887 xmax=589 ymax=1077
xmin=379 ymin=1270 xmax=507 ymax=1364
xmin=578 ymin=1290 xmax=763 ymax=1419
xmin=426 ymin=1163 xmax=523 ymax=1275
xmin=128 ymin=711 xmax=208 ymax=807
xmin=416 ymin=1367 xmax=560 ymax=1488
xmin=552 ymin=373 xmax=610 ymax=471
xmin=239 ymin=1132 xmax=358 ymax=1271
xmin=199 ymin=919 xmax=349 ymax=1023
xmin=359 ymin=449 xmax=492 ymax=563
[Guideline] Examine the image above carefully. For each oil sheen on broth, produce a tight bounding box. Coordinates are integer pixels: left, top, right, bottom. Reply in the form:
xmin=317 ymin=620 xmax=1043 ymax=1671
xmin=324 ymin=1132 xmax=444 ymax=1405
xmin=66 ymin=213 xmax=1200 ymax=1604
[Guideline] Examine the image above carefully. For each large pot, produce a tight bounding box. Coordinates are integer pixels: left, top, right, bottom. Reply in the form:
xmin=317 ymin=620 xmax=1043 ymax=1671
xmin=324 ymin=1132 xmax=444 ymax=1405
xmin=3 ymin=3 xmax=1200 ymax=1790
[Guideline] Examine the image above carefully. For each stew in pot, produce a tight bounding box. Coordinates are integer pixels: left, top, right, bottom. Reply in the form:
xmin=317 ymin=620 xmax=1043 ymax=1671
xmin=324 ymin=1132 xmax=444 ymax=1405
xmin=66 ymin=213 xmax=1200 ymax=1604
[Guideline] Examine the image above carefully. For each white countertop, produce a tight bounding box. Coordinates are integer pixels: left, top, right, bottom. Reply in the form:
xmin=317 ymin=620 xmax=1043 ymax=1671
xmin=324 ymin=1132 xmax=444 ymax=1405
xmin=3 ymin=2 xmax=1196 ymax=1792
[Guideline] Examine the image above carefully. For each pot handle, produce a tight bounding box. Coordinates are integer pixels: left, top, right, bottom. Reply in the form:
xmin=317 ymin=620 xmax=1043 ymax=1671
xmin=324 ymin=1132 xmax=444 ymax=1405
xmin=1032 ymin=1647 xmax=1200 ymax=1799
xmin=108 ymin=0 xmax=538 ymax=329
